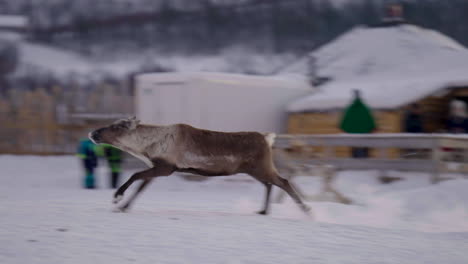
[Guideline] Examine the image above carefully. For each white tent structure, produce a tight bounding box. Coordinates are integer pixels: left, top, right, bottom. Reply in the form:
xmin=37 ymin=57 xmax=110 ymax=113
xmin=135 ymin=72 xmax=312 ymax=133
xmin=281 ymin=24 xmax=468 ymax=112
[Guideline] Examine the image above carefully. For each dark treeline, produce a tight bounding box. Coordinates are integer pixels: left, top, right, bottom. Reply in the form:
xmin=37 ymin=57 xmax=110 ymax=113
xmin=1 ymin=0 xmax=468 ymax=56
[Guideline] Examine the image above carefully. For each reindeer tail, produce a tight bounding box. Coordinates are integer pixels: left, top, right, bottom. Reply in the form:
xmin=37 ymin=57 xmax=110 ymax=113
xmin=264 ymin=133 xmax=276 ymax=147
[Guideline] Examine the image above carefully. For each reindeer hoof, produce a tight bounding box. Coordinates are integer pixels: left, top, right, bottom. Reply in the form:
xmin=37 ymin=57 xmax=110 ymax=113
xmin=301 ymin=204 xmax=312 ymax=213
xmin=296 ymin=204 xmax=313 ymax=218
xmin=257 ymin=210 xmax=268 ymax=215
xmin=341 ymin=198 xmax=353 ymax=205
xmin=113 ymin=195 xmax=123 ymax=204
xmin=112 ymin=206 xmax=128 ymax=213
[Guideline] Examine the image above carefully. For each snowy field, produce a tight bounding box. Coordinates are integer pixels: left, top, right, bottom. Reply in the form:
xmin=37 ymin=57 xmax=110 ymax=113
xmin=1 ymin=155 xmax=468 ymax=264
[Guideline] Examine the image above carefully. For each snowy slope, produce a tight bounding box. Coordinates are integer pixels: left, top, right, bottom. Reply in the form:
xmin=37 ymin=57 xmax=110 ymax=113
xmin=102 ymin=47 xmax=298 ymax=76
xmin=1 ymin=155 xmax=468 ymax=264
xmin=10 ymin=38 xmax=297 ymax=77
xmin=282 ymin=25 xmax=468 ymax=111
xmin=18 ymin=42 xmax=98 ymax=75
xmin=0 ymin=31 xmax=97 ymax=76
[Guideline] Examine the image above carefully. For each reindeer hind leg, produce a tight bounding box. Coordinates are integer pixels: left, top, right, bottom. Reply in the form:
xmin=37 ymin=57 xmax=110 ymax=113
xmin=273 ymin=175 xmax=312 ymax=215
xmin=257 ymin=182 xmax=272 ymax=215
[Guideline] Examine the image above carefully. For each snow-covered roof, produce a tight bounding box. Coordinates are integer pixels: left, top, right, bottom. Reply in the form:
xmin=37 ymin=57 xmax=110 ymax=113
xmin=0 ymin=15 xmax=28 ymax=29
xmin=137 ymin=71 xmax=312 ymax=90
xmin=282 ymin=24 xmax=468 ymax=112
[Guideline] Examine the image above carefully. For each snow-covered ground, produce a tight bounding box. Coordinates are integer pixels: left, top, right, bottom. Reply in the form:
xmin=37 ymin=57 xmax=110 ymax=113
xmin=1 ymin=155 xmax=468 ymax=264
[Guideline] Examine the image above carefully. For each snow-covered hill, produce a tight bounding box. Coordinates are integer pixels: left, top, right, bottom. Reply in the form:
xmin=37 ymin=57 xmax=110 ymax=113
xmin=18 ymin=42 xmax=98 ymax=75
xmin=5 ymin=34 xmax=296 ymax=77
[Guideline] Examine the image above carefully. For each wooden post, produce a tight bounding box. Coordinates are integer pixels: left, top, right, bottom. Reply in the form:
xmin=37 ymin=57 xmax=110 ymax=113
xmin=431 ymin=138 xmax=441 ymax=184
xmin=324 ymin=145 xmax=333 ymax=159
xmin=378 ymin=147 xmax=389 ymax=179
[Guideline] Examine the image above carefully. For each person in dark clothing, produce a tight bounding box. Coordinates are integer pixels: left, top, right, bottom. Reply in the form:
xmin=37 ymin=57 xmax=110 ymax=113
xmin=446 ymin=117 xmax=468 ymax=134
xmin=404 ymin=104 xmax=424 ymax=133
xmin=402 ymin=104 xmax=425 ymax=158
xmin=103 ymin=145 xmax=123 ymax=189
xmin=444 ymin=100 xmax=468 ymax=162
xmin=446 ymin=116 xmax=468 ymax=134
xmin=340 ymin=90 xmax=377 ymax=158
xmin=77 ymin=138 xmax=98 ymax=189
xmin=446 ymin=100 xmax=468 ymax=134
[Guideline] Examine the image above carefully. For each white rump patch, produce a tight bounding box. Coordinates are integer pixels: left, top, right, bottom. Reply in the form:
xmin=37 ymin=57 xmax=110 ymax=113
xmin=264 ymin=133 xmax=276 ymax=147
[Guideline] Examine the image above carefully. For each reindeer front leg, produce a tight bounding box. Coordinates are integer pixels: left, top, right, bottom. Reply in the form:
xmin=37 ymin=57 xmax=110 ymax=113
xmin=113 ymin=168 xmax=153 ymax=204
xmin=116 ymin=178 xmax=153 ymax=212
xmin=113 ymin=160 xmax=175 ymax=210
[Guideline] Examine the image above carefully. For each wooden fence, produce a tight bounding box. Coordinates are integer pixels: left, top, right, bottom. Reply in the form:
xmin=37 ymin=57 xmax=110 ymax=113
xmin=0 ymin=85 xmax=133 ymax=155
xmin=274 ymin=133 xmax=468 ymax=183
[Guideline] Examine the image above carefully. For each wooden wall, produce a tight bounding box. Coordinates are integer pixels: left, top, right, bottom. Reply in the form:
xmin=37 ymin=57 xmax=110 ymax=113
xmin=287 ymin=110 xmax=402 ymax=133
xmin=410 ymin=87 xmax=468 ymax=133
xmin=287 ymin=87 xmax=468 ymax=133
xmin=285 ymin=87 xmax=468 ymax=158
xmin=416 ymin=95 xmax=451 ymax=133
xmin=287 ymin=110 xmax=402 ymax=158
xmin=0 ymin=86 xmax=133 ymax=155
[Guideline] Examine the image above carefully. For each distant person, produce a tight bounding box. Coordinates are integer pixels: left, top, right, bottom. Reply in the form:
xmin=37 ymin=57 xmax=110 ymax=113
xmin=403 ymin=104 xmax=424 ymax=133
xmin=402 ymin=104 xmax=425 ymax=158
xmin=339 ymin=90 xmax=376 ymax=158
xmin=103 ymin=145 xmax=123 ymax=189
xmin=77 ymin=138 xmax=98 ymax=189
xmin=444 ymin=100 xmax=468 ymax=162
xmin=446 ymin=100 xmax=468 ymax=134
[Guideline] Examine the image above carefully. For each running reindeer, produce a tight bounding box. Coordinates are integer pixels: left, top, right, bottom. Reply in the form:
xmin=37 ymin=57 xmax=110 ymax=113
xmin=89 ymin=117 xmax=311 ymax=215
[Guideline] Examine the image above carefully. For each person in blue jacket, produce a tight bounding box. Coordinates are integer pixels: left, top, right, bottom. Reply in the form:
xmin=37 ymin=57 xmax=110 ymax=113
xmin=77 ymin=138 xmax=98 ymax=189
xmin=103 ymin=145 xmax=123 ymax=189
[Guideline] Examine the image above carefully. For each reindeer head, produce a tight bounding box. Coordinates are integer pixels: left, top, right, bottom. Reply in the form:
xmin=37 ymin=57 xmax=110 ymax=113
xmin=89 ymin=116 xmax=140 ymax=145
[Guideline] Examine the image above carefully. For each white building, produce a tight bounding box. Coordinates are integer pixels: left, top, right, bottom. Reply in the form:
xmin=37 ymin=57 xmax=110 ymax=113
xmin=135 ymin=72 xmax=312 ymax=133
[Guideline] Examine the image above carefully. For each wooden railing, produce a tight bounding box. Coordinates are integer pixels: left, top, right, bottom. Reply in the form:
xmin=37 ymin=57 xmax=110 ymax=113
xmin=274 ymin=133 xmax=468 ymax=183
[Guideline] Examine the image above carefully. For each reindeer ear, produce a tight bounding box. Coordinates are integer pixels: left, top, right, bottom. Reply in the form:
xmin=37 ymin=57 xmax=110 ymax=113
xmin=128 ymin=118 xmax=140 ymax=130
